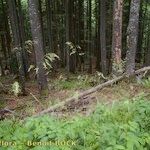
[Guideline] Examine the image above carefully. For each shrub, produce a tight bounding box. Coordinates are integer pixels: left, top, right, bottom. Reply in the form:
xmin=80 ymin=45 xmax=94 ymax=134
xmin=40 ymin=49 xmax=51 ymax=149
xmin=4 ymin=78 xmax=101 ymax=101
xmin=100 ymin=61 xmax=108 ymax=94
xmin=0 ymin=96 xmax=150 ymax=150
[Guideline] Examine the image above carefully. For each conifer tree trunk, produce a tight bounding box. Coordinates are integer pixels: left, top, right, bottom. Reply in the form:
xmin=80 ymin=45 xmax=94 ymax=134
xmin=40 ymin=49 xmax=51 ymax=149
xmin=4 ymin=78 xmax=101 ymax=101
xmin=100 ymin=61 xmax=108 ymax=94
xmin=28 ymin=0 xmax=48 ymax=94
xmin=1 ymin=0 xmax=11 ymax=70
xmin=1 ymin=34 xmax=7 ymax=68
xmin=100 ymin=0 xmax=107 ymax=75
xmin=145 ymin=20 xmax=150 ymax=66
xmin=112 ymin=0 xmax=123 ymax=75
xmin=17 ymin=0 xmax=29 ymax=77
xmin=65 ymin=0 xmax=76 ymax=73
xmin=46 ymin=0 xmax=53 ymax=52
xmin=7 ymin=0 xmax=26 ymax=94
xmin=126 ymin=0 xmax=141 ymax=75
xmin=88 ymin=0 xmax=92 ymax=73
xmin=65 ymin=0 xmax=70 ymax=72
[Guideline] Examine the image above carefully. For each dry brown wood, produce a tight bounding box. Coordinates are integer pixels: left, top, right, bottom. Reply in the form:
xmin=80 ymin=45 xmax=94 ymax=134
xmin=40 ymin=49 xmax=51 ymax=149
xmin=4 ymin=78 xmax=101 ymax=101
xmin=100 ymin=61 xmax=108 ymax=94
xmin=33 ymin=66 xmax=150 ymax=117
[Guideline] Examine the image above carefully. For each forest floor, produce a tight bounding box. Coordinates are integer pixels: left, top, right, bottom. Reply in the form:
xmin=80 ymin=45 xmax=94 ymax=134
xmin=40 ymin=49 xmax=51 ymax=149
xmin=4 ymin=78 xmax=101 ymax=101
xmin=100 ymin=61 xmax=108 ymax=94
xmin=0 ymin=72 xmax=150 ymax=119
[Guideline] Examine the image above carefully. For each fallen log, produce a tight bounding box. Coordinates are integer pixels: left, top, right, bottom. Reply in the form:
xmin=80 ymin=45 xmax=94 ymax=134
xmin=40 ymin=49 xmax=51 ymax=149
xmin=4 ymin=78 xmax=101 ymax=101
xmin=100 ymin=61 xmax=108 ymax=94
xmin=33 ymin=66 xmax=150 ymax=117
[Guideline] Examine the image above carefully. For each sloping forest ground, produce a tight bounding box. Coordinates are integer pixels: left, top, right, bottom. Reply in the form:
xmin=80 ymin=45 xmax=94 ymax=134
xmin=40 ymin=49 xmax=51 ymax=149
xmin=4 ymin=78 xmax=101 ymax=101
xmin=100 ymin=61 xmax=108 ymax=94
xmin=0 ymin=72 xmax=150 ymax=150
xmin=0 ymin=71 xmax=150 ymax=119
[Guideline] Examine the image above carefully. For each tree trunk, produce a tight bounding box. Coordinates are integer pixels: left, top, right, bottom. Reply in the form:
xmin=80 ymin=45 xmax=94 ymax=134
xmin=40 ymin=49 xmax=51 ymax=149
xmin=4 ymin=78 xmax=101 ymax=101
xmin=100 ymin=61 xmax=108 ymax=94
xmin=17 ymin=0 xmax=29 ymax=77
xmin=46 ymin=0 xmax=53 ymax=53
xmin=136 ymin=0 xmax=144 ymax=63
xmin=126 ymin=0 xmax=141 ymax=75
xmin=88 ymin=0 xmax=92 ymax=73
xmin=65 ymin=0 xmax=76 ymax=73
xmin=7 ymin=0 xmax=26 ymax=94
xmin=100 ymin=0 xmax=107 ymax=75
xmin=65 ymin=0 xmax=70 ymax=72
xmin=1 ymin=34 xmax=7 ymax=68
xmin=145 ymin=21 xmax=150 ymax=66
xmin=28 ymin=0 xmax=48 ymax=94
xmin=1 ymin=0 xmax=11 ymax=70
xmin=112 ymin=0 xmax=123 ymax=75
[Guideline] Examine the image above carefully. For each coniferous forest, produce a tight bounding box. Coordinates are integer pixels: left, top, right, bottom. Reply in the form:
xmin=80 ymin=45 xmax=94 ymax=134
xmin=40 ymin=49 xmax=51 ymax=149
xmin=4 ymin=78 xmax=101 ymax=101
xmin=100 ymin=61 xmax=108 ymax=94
xmin=0 ymin=0 xmax=150 ymax=149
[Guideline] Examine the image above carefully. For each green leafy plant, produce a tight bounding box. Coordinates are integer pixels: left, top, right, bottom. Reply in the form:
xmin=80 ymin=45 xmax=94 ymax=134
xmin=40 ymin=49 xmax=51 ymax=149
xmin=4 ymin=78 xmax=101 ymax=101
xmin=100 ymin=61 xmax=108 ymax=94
xmin=43 ymin=53 xmax=60 ymax=71
xmin=112 ymin=60 xmax=125 ymax=76
xmin=27 ymin=53 xmax=59 ymax=75
xmin=66 ymin=41 xmax=85 ymax=56
xmin=12 ymin=81 xmax=21 ymax=96
xmin=0 ymin=96 xmax=150 ymax=150
xmin=25 ymin=40 xmax=33 ymax=53
xmin=140 ymin=77 xmax=150 ymax=88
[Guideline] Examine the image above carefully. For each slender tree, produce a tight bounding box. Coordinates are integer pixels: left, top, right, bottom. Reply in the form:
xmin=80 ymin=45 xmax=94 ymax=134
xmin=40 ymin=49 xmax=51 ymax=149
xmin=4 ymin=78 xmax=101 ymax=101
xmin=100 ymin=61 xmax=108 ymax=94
xmin=126 ymin=0 xmax=141 ymax=75
xmin=88 ymin=0 xmax=92 ymax=73
xmin=65 ymin=0 xmax=70 ymax=72
xmin=28 ymin=0 xmax=48 ymax=94
xmin=65 ymin=0 xmax=76 ymax=73
xmin=7 ymin=0 xmax=26 ymax=94
xmin=17 ymin=0 xmax=29 ymax=77
xmin=144 ymin=17 xmax=150 ymax=66
xmin=100 ymin=0 xmax=107 ymax=75
xmin=112 ymin=0 xmax=123 ymax=75
xmin=1 ymin=0 xmax=11 ymax=70
xmin=46 ymin=0 xmax=53 ymax=52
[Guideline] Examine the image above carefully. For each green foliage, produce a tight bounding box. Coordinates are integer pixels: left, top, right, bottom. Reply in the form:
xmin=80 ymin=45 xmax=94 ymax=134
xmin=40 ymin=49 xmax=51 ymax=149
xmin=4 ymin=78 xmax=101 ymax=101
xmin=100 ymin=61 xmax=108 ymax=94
xmin=140 ymin=77 xmax=150 ymax=88
xmin=25 ymin=40 xmax=33 ymax=54
xmin=112 ymin=60 xmax=125 ymax=76
xmin=53 ymin=76 xmax=90 ymax=90
xmin=52 ymin=73 xmax=106 ymax=90
xmin=11 ymin=81 xmax=21 ymax=96
xmin=66 ymin=42 xmax=85 ymax=56
xmin=28 ymin=53 xmax=59 ymax=74
xmin=0 ymin=96 xmax=150 ymax=150
xmin=43 ymin=53 xmax=60 ymax=72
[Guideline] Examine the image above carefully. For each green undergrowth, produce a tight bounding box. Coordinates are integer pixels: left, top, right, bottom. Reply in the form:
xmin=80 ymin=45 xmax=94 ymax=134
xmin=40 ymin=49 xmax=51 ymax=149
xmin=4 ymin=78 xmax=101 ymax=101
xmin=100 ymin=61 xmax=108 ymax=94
xmin=50 ymin=73 xmax=105 ymax=90
xmin=0 ymin=95 xmax=150 ymax=150
xmin=140 ymin=77 xmax=150 ymax=88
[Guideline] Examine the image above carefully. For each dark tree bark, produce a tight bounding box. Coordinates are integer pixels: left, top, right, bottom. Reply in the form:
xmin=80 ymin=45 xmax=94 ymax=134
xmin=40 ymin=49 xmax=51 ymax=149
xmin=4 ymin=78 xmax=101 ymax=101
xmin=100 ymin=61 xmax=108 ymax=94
xmin=65 ymin=0 xmax=76 ymax=73
xmin=70 ymin=0 xmax=76 ymax=73
xmin=95 ymin=0 xmax=100 ymax=70
xmin=1 ymin=0 xmax=11 ymax=70
xmin=136 ymin=0 xmax=144 ymax=63
xmin=38 ymin=0 xmax=46 ymax=53
xmin=122 ymin=0 xmax=130 ymax=60
xmin=144 ymin=19 xmax=150 ymax=66
xmin=28 ymin=0 xmax=48 ymax=94
xmin=1 ymin=34 xmax=7 ymax=68
xmin=65 ymin=0 xmax=70 ymax=72
xmin=100 ymin=0 xmax=107 ymax=75
xmin=46 ymin=0 xmax=53 ymax=52
xmin=7 ymin=0 xmax=26 ymax=94
xmin=17 ymin=0 xmax=29 ymax=77
xmin=112 ymin=0 xmax=123 ymax=75
xmin=126 ymin=0 xmax=141 ymax=75
xmin=107 ymin=0 xmax=113 ymax=74
xmin=77 ymin=0 xmax=84 ymax=71
xmin=88 ymin=0 xmax=92 ymax=73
